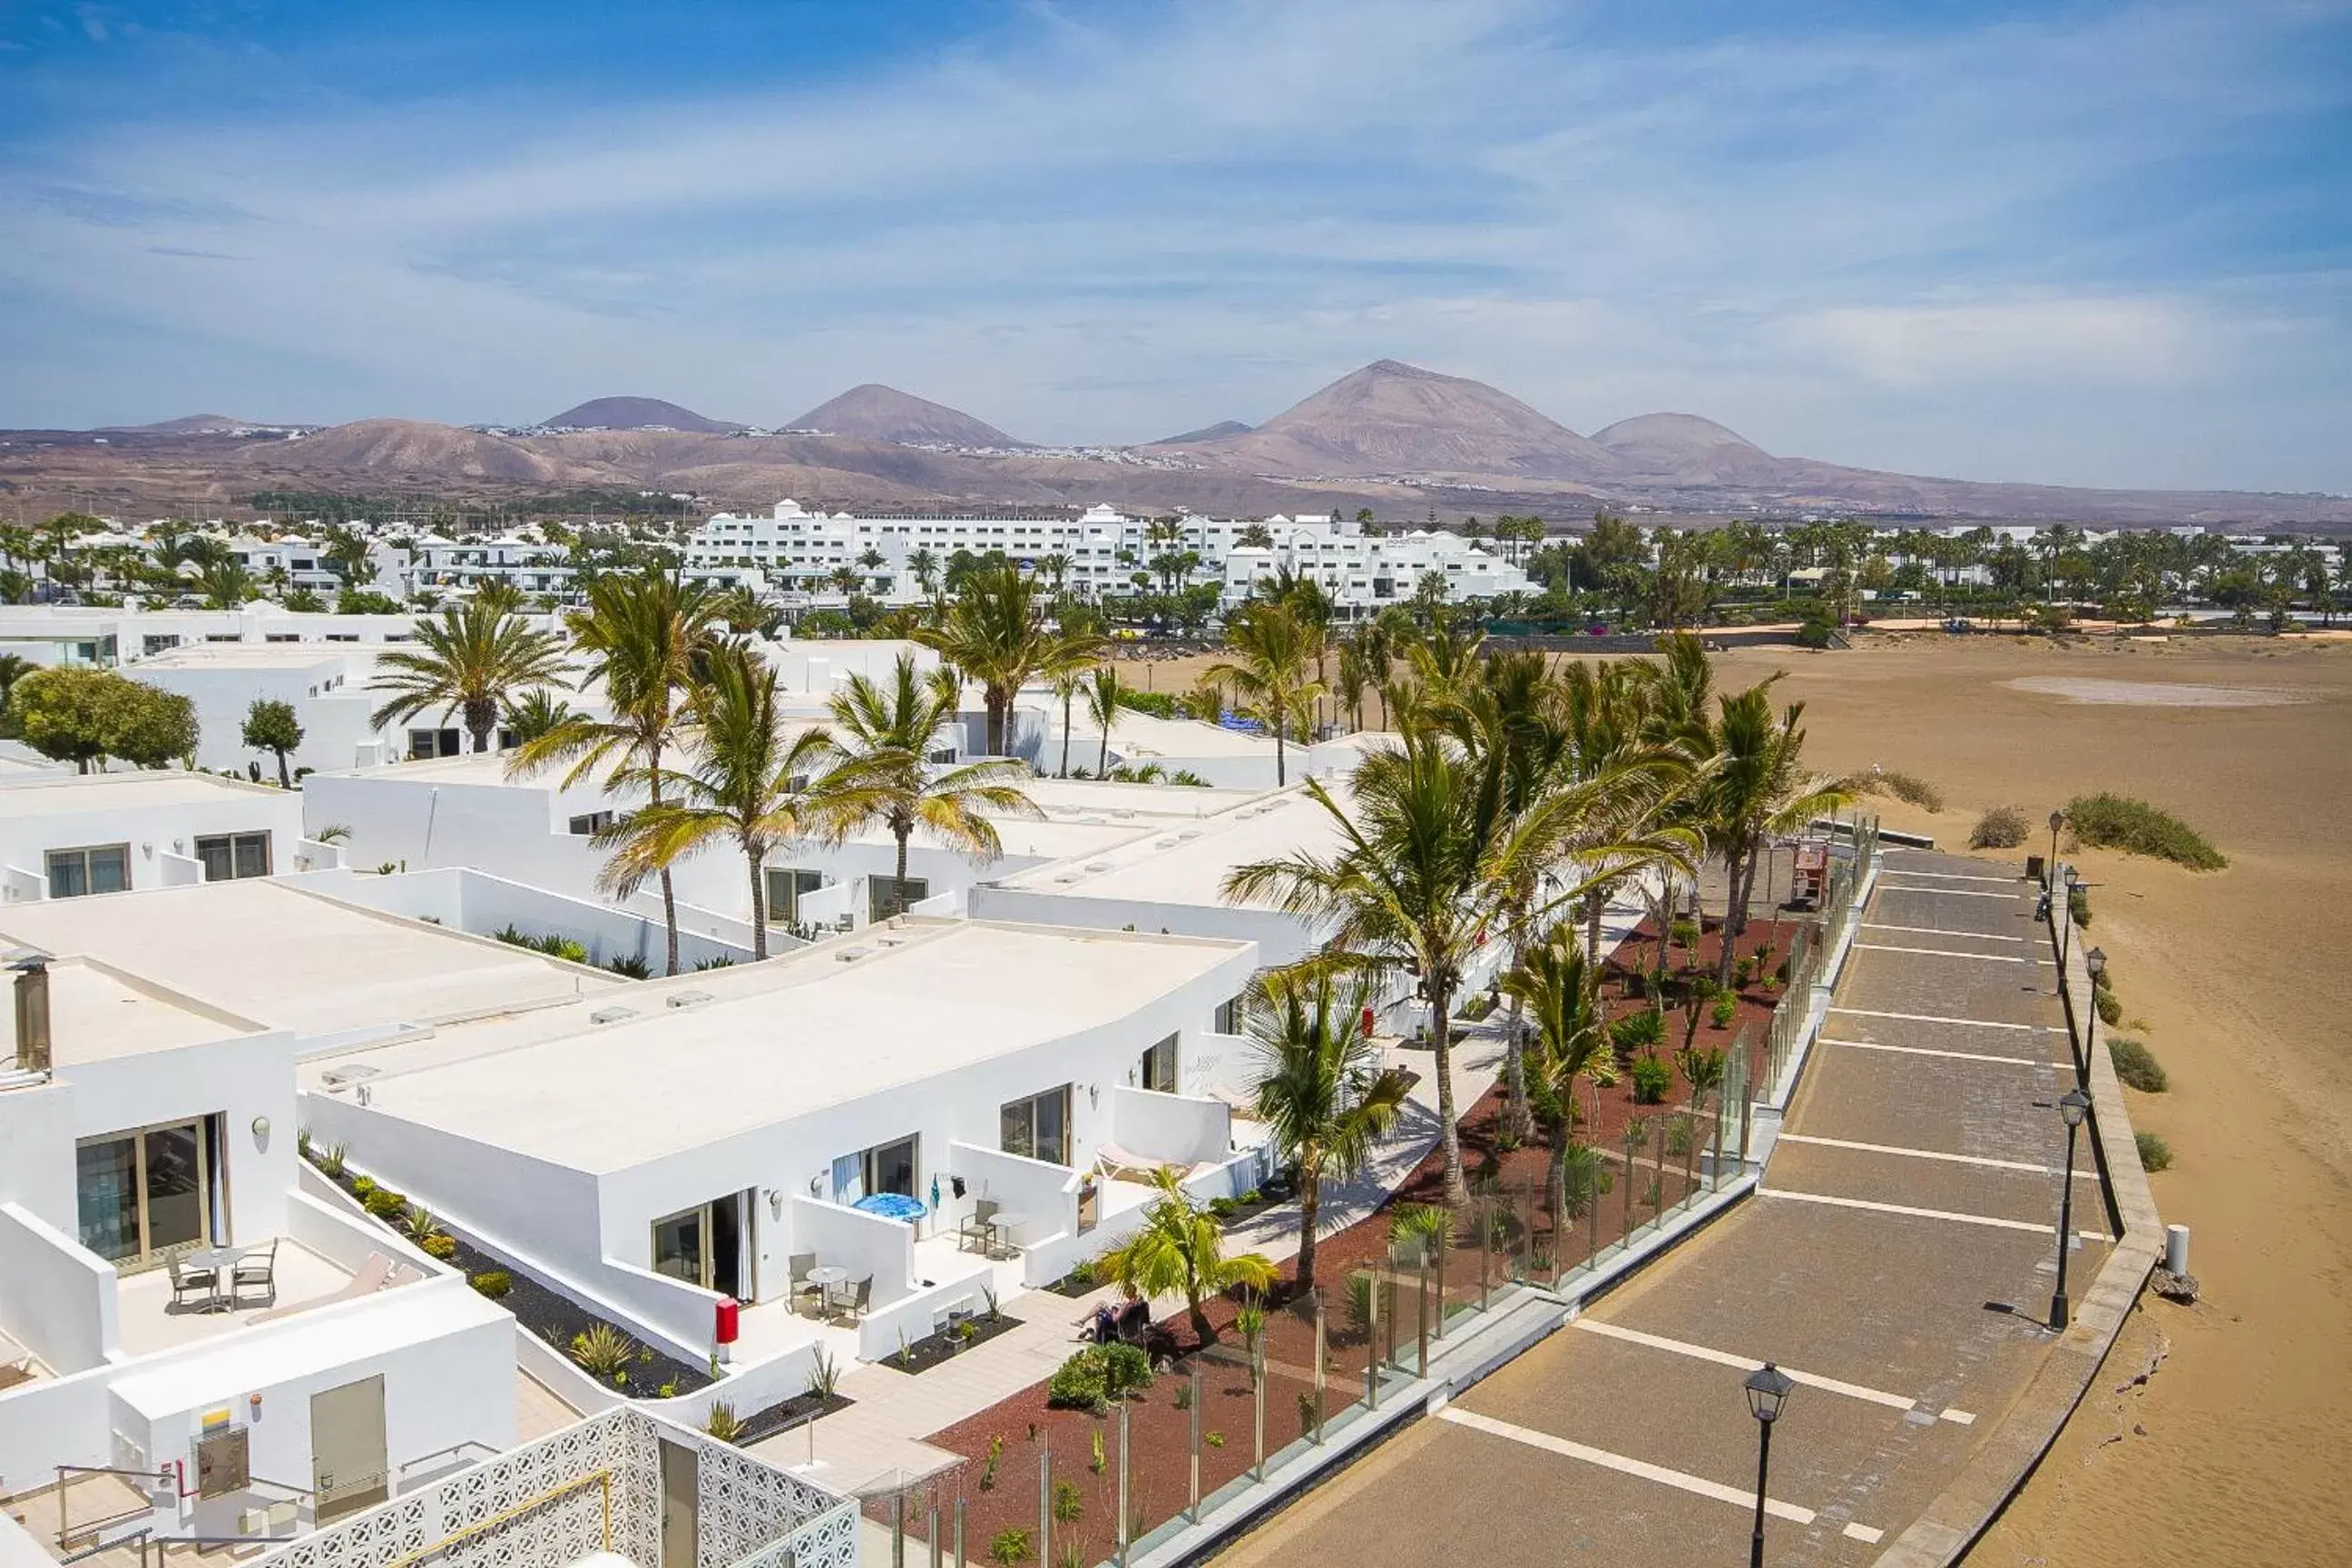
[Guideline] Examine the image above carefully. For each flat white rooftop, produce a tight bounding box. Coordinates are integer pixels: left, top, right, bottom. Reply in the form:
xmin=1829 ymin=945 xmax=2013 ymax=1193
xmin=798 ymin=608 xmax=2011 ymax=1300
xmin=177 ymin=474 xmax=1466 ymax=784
xmin=995 ymin=781 xmax=1351 ymax=910
xmin=341 ymin=918 xmax=1250 ymax=1172
xmin=131 ymin=643 xmax=372 ymax=671
xmin=0 ymin=879 xmax=622 ymax=1041
xmin=2 ymin=956 xmax=266 ymax=1064
xmin=0 ymin=769 xmax=290 ymax=817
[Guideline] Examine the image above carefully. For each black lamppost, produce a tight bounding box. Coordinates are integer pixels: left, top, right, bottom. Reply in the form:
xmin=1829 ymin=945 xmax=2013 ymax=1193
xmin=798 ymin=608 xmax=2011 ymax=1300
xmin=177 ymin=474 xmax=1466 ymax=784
xmin=1744 ymin=1362 xmax=1794 ymax=1567
xmin=2059 ymin=868 xmax=2080 ymax=972
xmin=2046 ymin=809 xmax=2065 ymax=887
xmin=2050 ymin=1085 xmax=2092 ymax=1330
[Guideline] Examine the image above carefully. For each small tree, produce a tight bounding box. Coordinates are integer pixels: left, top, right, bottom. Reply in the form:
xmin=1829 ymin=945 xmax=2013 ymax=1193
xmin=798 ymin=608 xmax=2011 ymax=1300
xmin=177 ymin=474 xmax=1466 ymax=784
xmin=1095 ymin=1167 xmax=1277 ymax=1345
xmin=11 ymin=667 xmax=197 ymax=772
xmin=242 ymin=698 xmax=304 ymax=787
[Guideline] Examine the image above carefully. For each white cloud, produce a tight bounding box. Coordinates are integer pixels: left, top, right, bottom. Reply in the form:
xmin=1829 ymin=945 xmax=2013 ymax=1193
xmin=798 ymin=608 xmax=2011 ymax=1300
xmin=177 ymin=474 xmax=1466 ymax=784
xmin=1781 ymin=297 xmax=2208 ymax=388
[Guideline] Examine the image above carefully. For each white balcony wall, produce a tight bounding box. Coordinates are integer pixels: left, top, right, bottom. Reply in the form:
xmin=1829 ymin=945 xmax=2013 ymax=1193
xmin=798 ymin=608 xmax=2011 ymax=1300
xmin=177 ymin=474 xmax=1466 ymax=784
xmin=783 ymin=1197 xmax=912 ymax=1306
xmin=944 ymin=1142 xmax=1080 ymax=1250
xmin=1108 ymin=1087 xmax=1230 ymax=1170
xmin=0 ymin=1200 xmax=117 ymax=1374
xmin=288 ymin=867 xmax=759 ymax=971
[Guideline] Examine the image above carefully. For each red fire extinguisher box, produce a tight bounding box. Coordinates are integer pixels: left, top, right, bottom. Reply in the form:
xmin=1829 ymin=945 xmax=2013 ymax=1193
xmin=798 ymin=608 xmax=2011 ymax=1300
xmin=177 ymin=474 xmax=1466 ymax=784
xmin=714 ymin=1297 xmax=740 ymax=1345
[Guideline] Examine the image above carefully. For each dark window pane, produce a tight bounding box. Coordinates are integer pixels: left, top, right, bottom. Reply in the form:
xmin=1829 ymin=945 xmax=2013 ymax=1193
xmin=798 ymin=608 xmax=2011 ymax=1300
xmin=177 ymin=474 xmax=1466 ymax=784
xmin=196 ymin=837 xmax=233 ymax=881
xmin=76 ymin=1137 xmax=140 ymax=1261
xmin=89 ymin=847 xmax=128 ymax=895
xmin=142 ymin=1123 xmax=206 ymax=1252
xmin=233 ymin=835 xmax=270 ymax=878
xmin=1035 ymin=1089 xmax=1068 ymax=1166
xmin=652 ymin=1210 xmax=703 ymax=1286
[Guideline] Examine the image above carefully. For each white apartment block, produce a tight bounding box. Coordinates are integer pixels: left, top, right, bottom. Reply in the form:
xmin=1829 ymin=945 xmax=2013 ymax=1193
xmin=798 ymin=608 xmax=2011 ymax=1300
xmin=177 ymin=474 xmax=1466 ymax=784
xmin=685 ymin=501 xmax=1532 ymax=611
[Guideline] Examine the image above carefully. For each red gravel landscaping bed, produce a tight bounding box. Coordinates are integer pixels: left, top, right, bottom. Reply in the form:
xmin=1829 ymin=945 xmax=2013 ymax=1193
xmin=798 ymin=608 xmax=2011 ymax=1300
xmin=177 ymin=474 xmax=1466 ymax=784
xmin=911 ymin=914 xmax=1815 ymax=1559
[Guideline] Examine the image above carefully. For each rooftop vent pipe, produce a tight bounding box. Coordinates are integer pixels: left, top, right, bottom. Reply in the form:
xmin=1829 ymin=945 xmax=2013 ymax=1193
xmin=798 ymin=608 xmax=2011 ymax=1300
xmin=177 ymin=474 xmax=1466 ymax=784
xmin=10 ymin=950 xmax=53 ymax=1073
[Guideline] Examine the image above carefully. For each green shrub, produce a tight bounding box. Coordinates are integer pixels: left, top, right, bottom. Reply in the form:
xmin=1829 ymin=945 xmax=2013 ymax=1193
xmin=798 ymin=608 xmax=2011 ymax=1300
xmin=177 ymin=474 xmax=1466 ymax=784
xmin=1114 ymin=688 xmax=1179 ymax=719
xmin=2109 ymin=1038 xmax=2168 ymax=1093
xmin=2135 ymin=1132 xmax=2172 ymax=1171
xmin=702 ymin=1402 xmax=745 ymax=1443
xmin=606 ymin=954 xmax=652 ymax=980
xmin=1733 ymin=956 xmax=1755 ymax=988
xmin=1099 ymin=1342 xmax=1153 ymax=1399
xmin=1629 ymin=1050 xmax=1673 ymax=1104
xmin=988 ymin=1526 xmax=1034 ymax=1567
xmin=1048 ymin=1343 xmax=1155 ymax=1411
xmin=1610 ymin=1010 xmax=1664 ymax=1054
xmin=363 ymin=1187 xmax=408 ymax=1219
xmin=1794 ymin=617 xmax=1834 ymax=650
xmin=1052 ymin=1480 xmax=1083 ymax=1525
xmin=351 ymin=1175 xmax=377 ymax=1199
xmin=1387 ymin=1203 xmax=1453 ymax=1266
xmin=2064 ymin=793 xmax=2227 ymax=870
xmin=2095 ymin=988 xmax=2122 ymax=1026
xmin=469 ymin=1269 xmax=514 ymax=1298
xmin=1710 ymin=994 xmax=1738 ymax=1029
xmin=1969 ymin=805 xmax=2032 ymax=849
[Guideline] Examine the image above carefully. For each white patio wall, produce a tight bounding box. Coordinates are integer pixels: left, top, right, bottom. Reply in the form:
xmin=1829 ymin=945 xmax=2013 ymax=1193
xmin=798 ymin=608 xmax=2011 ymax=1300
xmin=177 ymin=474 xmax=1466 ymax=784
xmin=288 ymin=866 xmax=758 ymax=971
xmin=0 ymin=1200 xmax=116 ymax=1374
xmin=1108 ymin=1088 xmax=1230 ymax=1169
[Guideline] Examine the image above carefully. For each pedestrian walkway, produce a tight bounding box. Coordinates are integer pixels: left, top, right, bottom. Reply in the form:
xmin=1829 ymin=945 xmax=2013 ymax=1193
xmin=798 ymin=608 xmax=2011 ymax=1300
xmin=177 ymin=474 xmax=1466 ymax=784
xmin=1211 ymin=846 xmax=2112 ymax=1568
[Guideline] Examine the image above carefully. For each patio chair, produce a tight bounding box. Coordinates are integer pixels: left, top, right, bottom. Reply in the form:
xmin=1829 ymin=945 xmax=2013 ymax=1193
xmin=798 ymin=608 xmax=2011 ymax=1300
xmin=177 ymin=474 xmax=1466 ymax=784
xmin=232 ymin=1240 xmax=279 ymax=1308
xmin=168 ymin=1256 xmax=220 ymax=1310
xmin=831 ymin=1276 xmax=872 ymax=1321
xmin=789 ymin=1253 xmax=820 ymax=1316
xmin=958 ymin=1200 xmax=999 ymax=1254
xmin=1113 ymin=1299 xmax=1180 ymax=1367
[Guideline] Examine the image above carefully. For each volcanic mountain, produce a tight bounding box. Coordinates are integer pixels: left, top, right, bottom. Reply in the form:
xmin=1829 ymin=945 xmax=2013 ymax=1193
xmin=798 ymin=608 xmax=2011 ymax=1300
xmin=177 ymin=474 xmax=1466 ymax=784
xmin=103 ymin=414 xmax=273 ymax=434
xmin=1170 ymin=359 xmax=1622 ymax=480
xmin=1153 ymin=418 xmax=1254 ymax=445
xmin=788 ymin=385 xmax=1026 ymax=447
xmin=287 ymin=419 xmax=560 ymax=485
xmin=541 ymin=397 xmax=741 ymax=433
xmin=1588 ymin=412 xmax=1788 ymax=485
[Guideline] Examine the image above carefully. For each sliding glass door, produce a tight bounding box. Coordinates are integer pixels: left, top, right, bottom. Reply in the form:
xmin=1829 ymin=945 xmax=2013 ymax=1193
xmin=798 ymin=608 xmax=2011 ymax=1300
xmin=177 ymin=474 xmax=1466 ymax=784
xmin=76 ymin=1119 xmax=213 ymax=1268
xmin=1001 ymin=1085 xmax=1072 ymax=1166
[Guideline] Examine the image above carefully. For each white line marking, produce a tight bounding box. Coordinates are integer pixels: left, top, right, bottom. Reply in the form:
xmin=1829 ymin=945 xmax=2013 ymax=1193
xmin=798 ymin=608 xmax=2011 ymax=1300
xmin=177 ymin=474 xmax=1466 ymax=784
xmin=1573 ymin=1319 xmax=1934 ymax=1416
xmin=1777 ymin=1132 xmax=2097 ymax=1181
xmin=1941 ymin=1409 xmax=1977 ymax=1426
xmin=1864 ymin=923 xmax=2025 ymax=942
xmin=1844 ymin=1522 xmax=1886 ymax=1544
xmin=1437 ymin=1406 xmax=1821 ymax=1525
xmin=1878 ymin=869 xmax=2017 ymax=883
xmin=1758 ymin=1186 xmax=2111 ymax=1241
xmin=1829 ymin=1007 xmax=2049 ymax=1032
xmin=1856 ymin=943 xmax=2041 ymax=964
xmin=1873 ymin=886 xmax=2016 ymax=899
xmin=1822 ymin=1037 xmax=2053 ymax=1066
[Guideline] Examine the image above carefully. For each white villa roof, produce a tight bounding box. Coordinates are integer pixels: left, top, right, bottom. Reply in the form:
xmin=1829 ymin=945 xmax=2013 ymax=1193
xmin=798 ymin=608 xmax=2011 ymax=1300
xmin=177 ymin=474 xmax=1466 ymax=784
xmin=0 ymin=769 xmax=289 ymax=817
xmin=132 ymin=643 xmax=377 ymax=672
xmin=0 ymin=879 xmax=622 ymax=1042
xmin=339 ymin=918 xmax=1251 ymax=1172
xmin=994 ymin=780 xmax=1353 ymax=910
xmin=3 ymin=956 xmax=267 ymax=1064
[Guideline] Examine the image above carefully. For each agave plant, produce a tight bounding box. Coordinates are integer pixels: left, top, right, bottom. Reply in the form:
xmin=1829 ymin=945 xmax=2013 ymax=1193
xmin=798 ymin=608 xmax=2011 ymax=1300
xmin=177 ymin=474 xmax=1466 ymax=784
xmin=570 ymin=1321 xmax=640 ymax=1383
xmin=702 ymin=1401 xmax=746 ymax=1444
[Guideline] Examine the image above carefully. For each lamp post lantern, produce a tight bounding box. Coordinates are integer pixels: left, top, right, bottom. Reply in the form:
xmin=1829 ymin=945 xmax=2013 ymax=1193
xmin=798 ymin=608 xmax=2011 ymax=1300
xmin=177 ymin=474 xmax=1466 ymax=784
xmin=2050 ymin=1087 xmax=2091 ymax=1330
xmin=2046 ymin=810 xmax=2065 ymax=887
xmin=1744 ymin=1362 xmax=1794 ymax=1568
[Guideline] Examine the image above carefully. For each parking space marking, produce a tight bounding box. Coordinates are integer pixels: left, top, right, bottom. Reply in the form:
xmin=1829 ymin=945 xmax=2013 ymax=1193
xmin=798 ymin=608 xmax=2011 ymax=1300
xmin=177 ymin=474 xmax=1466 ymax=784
xmin=1822 ymin=1036 xmax=2053 ymax=1066
xmin=1855 ymin=943 xmax=2043 ymax=965
xmin=1777 ymin=1132 xmax=2097 ymax=1181
xmin=1864 ymin=923 xmax=2025 ymax=942
xmin=1829 ymin=1007 xmax=2049 ymax=1032
xmin=1877 ymin=869 xmax=2017 ymax=883
xmin=1437 ymin=1406 xmax=1828 ymax=1527
xmin=1871 ymin=885 xmax=2016 ymax=899
xmin=1844 ymin=1523 xmax=1886 ymax=1544
xmin=1573 ymin=1318 xmax=1966 ymax=1421
xmin=1758 ymin=1186 xmax=2110 ymax=1242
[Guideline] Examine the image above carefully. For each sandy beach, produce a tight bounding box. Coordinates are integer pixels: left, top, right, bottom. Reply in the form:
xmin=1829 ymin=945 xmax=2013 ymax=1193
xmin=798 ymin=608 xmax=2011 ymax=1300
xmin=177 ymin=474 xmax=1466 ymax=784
xmin=1138 ymin=632 xmax=2352 ymax=1563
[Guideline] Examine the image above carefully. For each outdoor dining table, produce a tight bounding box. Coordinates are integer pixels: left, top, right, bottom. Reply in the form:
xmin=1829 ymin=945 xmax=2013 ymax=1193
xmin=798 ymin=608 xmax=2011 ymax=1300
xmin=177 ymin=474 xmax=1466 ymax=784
xmin=983 ymin=1212 xmax=1025 ymax=1257
xmin=186 ymin=1245 xmax=250 ymax=1313
xmin=806 ymin=1265 xmax=850 ymax=1319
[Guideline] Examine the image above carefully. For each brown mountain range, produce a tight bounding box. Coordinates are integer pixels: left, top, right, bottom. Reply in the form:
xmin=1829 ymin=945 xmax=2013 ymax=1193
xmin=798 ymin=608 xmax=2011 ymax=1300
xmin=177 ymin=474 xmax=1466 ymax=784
xmin=5 ymin=361 xmax=2345 ymax=527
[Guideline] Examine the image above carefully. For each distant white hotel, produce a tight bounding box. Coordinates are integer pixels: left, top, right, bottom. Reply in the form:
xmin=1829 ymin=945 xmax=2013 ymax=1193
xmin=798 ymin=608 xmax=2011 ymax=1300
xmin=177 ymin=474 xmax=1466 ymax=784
xmin=684 ymin=501 xmax=1532 ymax=611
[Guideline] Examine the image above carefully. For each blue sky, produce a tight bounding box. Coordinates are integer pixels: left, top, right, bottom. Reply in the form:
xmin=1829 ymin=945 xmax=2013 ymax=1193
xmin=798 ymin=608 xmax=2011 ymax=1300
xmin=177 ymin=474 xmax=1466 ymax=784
xmin=3 ymin=0 xmax=2347 ymax=492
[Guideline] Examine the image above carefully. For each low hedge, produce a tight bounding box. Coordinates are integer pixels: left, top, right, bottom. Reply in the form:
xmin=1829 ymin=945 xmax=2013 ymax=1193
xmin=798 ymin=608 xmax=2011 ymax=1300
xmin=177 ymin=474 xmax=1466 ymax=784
xmin=2066 ymin=793 xmax=2227 ymax=870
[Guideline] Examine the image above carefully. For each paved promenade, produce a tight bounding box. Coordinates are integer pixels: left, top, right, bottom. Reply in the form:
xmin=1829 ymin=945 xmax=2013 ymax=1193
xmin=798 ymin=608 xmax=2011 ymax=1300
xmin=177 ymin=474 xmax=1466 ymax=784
xmin=1214 ymin=848 xmax=2112 ymax=1567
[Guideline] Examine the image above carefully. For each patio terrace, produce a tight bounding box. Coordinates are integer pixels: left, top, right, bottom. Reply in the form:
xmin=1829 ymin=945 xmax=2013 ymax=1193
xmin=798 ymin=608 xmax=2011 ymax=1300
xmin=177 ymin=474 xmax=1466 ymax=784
xmin=112 ymin=1240 xmax=424 ymax=1358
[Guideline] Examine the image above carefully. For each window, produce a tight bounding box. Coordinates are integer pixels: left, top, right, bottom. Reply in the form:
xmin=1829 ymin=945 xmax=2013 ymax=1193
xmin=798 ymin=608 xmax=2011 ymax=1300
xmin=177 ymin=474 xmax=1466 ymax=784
xmin=865 ymin=1136 xmax=918 ymax=1199
xmin=1141 ymin=1034 xmax=1179 ymax=1093
xmin=868 ymin=875 xmax=929 ymax=922
xmin=142 ymin=634 xmax=181 ymax=655
xmin=764 ymin=867 xmax=823 ymax=924
xmin=75 ymin=1117 xmax=215 ymax=1269
xmin=1001 ymin=1085 xmax=1073 ymax=1165
xmin=265 ymin=633 xmax=301 ymax=643
xmin=194 ymin=832 xmax=272 ymax=882
xmin=46 ymin=844 xmax=129 ymax=898
xmin=568 ymin=810 xmax=615 ymax=837
xmin=1213 ymin=995 xmax=1243 ymax=1034
xmin=650 ymin=1195 xmax=744 ymax=1298
xmin=407 ymin=728 xmax=461 ymax=760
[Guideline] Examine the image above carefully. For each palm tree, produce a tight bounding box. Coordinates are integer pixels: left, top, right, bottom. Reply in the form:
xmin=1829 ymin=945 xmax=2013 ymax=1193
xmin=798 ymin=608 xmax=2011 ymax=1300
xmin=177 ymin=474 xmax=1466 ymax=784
xmin=1203 ymin=602 xmax=1325 ymax=786
xmin=1223 ymin=730 xmax=1494 ymax=1204
xmin=824 ymin=652 xmax=1042 ymax=916
xmin=1702 ymin=685 xmax=1851 ymax=985
xmin=371 ymin=590 xmax=570 ymax=754
xmin=505 ymin=574 xmax=730 ymax=975
xmin=915 ymin=565 xmax=1101 ymax=756
xmin=1082 ymin=665 xmax=1123 ymax=778
xmin=500 ymin=688 xmax=583 ymax=745
xmin=1246 ymin=965 xmax=1412 ymax=1290
xmin=197 ymin=557 xmax=254 ymax=609
xmin=1049 ymin=664 xmax=1085 ymax=777
xmin=1094 ymin=1167 xmax=1278 ymax=1346
xmin=1503 ymin=928 xmax=1620 ymax=1230
xmin=597 ymin=642 xmax=844 ymax=961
